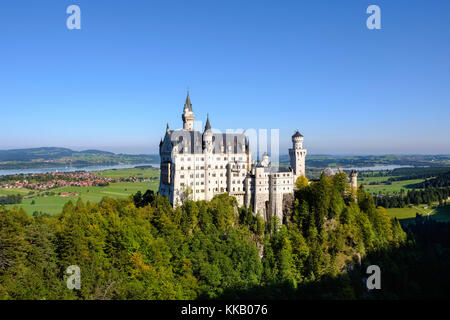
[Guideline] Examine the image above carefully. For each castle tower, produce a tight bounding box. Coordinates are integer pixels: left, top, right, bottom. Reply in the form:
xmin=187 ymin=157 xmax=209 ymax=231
xmin=245 ymin=138 xmax=251 ymax=172
xmin=182 ymin=91 xmax=195 ymax=130
xmin=289 ymin=131 xmax=307 ymax=182
xmin=350 ymin=170 xmax=358 ymax=190
xmin=203 ymin=114 xmax=213 ymax=201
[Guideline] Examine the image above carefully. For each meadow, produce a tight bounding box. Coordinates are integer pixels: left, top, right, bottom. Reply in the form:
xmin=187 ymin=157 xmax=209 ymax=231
xmin=362 ymin=178 xmax=424 ymax=194
xmin=361 ymin=173 xmax=450 ymax=222
xmin=95 ymin=167 xmax=159 ymax=179
xmin=386 ymin=202 xmax=450 ymax=223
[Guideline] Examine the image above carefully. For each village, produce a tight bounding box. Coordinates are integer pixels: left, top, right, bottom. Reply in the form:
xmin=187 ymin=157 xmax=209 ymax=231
xmin=0 ymin=170 xmax=155 ymax=192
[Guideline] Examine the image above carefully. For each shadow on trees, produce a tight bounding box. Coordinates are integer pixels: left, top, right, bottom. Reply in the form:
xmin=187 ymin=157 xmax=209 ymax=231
xmin=216 ymin=217 xmax=450 ymax=300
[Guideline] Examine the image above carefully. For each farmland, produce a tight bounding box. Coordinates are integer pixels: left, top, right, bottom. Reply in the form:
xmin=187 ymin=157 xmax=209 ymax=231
xmin=386 ymin=203 xmax=450 ymax=223
xmin=361 ymin=178 xmax=424 ymax=194
xmin=2 ymin=167 xmax=160 ymax=216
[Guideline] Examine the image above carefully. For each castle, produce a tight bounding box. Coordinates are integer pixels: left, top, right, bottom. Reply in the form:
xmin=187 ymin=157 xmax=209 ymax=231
xmin=158 ymin=92 xmax=307 ymax=222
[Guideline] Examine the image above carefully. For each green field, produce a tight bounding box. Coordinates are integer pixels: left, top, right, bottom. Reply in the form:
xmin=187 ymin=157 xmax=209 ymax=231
xmin=387 ymin=203 xmax=450 ymax=223
xmin=2 ymin=168 xmax=160 ymax=216
xmin=359 ymin=176 xmax=402 ymax=184
xmin=363 ymin=178 xmax=424 ymax=194
xmin=0 ymin=188 xmax=31 ymax=196
xmin=95 ymin=167 xmax=159 ymax=179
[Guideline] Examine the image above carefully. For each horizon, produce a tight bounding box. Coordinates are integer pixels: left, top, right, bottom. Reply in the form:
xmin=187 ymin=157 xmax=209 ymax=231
xmin=1 ymin=0 xmax=450 ymax=154
xmin=1 ymin=145 xmax=449 ymax=158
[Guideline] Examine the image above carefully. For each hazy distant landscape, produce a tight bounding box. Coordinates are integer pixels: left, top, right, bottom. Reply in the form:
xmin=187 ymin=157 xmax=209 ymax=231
xmin=0 ymin=147 xmax=158 ymax=170
xmin=2 ymin=147 xmax=449 ymax=174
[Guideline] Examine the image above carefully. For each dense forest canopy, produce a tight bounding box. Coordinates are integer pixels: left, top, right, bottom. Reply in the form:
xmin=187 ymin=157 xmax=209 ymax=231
xmin=0 ymin=172 xmax=448 ymax=300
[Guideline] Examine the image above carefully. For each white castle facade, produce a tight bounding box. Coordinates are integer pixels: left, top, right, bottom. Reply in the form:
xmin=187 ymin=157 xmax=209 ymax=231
xmin=159 ymin=92 xmax=307 ymax=222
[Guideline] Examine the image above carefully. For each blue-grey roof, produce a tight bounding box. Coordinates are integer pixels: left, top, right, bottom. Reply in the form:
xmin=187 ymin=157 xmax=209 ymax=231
xmin=168 ymin=130 xmax=246 ymax=154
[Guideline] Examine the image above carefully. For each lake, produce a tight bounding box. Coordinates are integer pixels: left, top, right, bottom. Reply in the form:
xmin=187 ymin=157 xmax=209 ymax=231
xmin=0 ymin=163 xmax=418 ymax=176
xmin=0 ymin=163 xmax=160 ymax=176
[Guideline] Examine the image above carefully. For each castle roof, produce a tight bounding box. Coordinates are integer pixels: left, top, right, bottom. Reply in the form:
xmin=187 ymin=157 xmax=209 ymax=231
xmin=204 ymin=114 xmax=211 ymax=131
xmin=167 ymin=129 xmax=246 ymax=154
xmin=184 ymin=91 xmax=193 ymax=111
xmin=293 ymin=131 xmax=303 ymax=138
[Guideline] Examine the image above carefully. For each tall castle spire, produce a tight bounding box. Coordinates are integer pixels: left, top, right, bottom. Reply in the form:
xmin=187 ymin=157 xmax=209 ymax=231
xmin=204 ymin=113 xmax=211 ymax=131
xmin=182 ymin=90 xmax=195 ymax=130
xmin=184 ymin=90 xmax=193 ymax=111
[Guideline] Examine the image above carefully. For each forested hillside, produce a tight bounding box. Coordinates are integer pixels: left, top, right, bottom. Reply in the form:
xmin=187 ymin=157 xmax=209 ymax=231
xmin=1 ymin=172 xmax=448 ymax=300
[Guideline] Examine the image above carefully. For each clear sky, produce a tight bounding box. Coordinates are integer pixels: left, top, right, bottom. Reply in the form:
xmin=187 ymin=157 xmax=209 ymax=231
xmin=1 ymin=0 xmax=449 ymax=155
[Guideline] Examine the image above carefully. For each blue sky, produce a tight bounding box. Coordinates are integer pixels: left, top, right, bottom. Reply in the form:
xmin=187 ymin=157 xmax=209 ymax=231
xmin=1 ymin=0 xmax=449 ymax=155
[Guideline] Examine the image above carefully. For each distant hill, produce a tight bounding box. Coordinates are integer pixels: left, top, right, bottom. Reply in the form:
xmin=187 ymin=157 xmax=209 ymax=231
xmin=0 ymin=147 xmax=118 ymax=162
xmin=0 ymin=147 xmax=160 ymax=170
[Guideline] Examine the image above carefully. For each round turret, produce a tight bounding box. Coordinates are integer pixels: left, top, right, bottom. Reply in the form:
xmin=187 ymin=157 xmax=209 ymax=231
xmin=292 ymin=131 xmax=304 ymax=149
xmin=349 ymin=170 xmax=358 ymax=189
xmin=182 ymin=91 xmax=195 ymax=130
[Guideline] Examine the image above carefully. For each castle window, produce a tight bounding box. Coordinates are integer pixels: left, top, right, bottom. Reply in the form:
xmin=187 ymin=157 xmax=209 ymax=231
xmin=180 ymin=175 xmax=184 ymax=179
xmin=181 ymin=166 xmax=184 ymax=170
